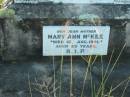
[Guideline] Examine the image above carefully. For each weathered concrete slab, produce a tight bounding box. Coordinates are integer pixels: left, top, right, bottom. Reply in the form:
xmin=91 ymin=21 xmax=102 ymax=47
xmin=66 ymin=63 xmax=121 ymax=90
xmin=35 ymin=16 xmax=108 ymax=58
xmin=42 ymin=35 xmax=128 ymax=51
xmin=13 ymin=0 xmax=130 ymax=4
xmin=10 ymin=4 xmax=130 ymax=19
xmin=0 ymin=18 xmax=128 ymax=61
xmin=0 ymin=60 xmax=91 ymax=97
xmin=0 ymin=2 xmax=130 ymax=97
xmin=0 ymin=57 xmax=130 ymax=97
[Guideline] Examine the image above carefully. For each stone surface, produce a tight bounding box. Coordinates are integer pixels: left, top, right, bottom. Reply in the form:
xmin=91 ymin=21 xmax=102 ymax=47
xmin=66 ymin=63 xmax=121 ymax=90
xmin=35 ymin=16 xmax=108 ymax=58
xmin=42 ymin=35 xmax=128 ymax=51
xmin=0 ymin=59 xmax=92 ymax=97
xmin=0 ymin=56 xmax=130 ymax=97
xmin=92 ymin=55 xmax=130 ymax=97
xmin=0 ymin=18 xmax=42 ymax=61
xmin=0 ymin=18 xmax=128 ymax=61
xmin=0 ymin=3 xmax=130 ymax=97
xmin=10 ymin=4 xmax=130 ymax=19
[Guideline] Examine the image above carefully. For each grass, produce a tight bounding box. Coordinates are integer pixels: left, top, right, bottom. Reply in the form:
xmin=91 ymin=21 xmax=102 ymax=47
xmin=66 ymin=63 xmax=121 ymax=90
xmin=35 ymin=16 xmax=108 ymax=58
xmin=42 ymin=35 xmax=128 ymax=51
xmin=28 ymin=73 xmax=32 ymax=97
xmin=28 ymin=19 xmax=129 ymax=97
xmin=28 ymin=42 xmax=129 ymax=97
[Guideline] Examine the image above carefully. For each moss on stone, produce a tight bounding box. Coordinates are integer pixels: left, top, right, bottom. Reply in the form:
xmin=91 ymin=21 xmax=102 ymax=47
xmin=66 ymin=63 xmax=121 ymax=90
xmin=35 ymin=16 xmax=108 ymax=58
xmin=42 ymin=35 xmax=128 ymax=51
xmin=0 ymin=8 xmax=15 ymax=18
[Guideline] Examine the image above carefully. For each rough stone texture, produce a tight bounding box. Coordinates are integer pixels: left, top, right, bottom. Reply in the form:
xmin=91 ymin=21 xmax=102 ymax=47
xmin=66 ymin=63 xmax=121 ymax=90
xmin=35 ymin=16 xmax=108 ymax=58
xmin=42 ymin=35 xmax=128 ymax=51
xmin=0 ymin=59 xmax=92 ymax=97
xmin=0 ymin=18 xmax=42 ymax=61
xmin=0 ymin=17 xmax=129 ymax=97
xmin=0 ymin=19 xmax=5 ymax=60
xmin=10 ymin=4 xmax=129 ymax=19
xmin=0 ymin=56 xmax=130 ymax=97
xmin=0 ymin=3 xmax=130 ymax=97
xmin=0 ymin=18 xmax=127 ymax=61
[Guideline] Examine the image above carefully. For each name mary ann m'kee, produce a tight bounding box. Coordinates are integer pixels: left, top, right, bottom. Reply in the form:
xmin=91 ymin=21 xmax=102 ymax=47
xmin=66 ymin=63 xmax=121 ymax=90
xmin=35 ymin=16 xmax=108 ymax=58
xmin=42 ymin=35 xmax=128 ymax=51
xmin=48 ymin=34 xmax=103 ymax=39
